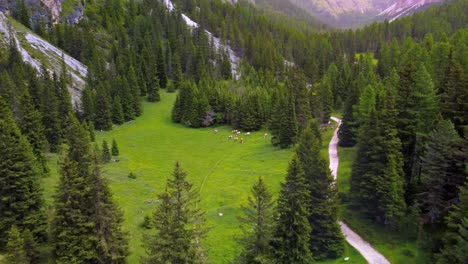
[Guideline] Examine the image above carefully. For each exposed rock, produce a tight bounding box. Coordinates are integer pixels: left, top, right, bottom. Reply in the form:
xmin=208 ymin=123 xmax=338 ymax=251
xmin=0 ymin=0 xmax=84 ymax=26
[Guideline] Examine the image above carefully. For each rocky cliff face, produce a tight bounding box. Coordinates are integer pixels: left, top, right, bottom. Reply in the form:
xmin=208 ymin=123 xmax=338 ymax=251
xmin=259 ymin=0 xmax=443 ymax=27
xmin=377 ymin=0 xmax=442 ymax=22
xmin=0 ymin=0 xmax=84 ymax=26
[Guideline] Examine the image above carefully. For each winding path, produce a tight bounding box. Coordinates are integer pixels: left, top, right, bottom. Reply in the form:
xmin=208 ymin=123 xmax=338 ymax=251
xmin=329 ymin=117 xmax=391 ymax=264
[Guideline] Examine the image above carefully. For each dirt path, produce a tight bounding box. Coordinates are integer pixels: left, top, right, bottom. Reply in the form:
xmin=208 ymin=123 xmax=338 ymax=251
xmin=329 ymin=117 xmax=391 ymax=264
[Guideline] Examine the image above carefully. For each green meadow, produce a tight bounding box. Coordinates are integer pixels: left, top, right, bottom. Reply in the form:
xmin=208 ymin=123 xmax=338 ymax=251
xmin=42 ymin=91 xmax=365 ymax=263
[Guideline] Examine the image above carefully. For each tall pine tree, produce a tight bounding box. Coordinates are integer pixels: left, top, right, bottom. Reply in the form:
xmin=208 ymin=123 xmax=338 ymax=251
xmin=0 ymin=97 xmax=47 ymax=248
xmin=237 ymin=177 xmax=275 ymax=264
xmin=296 ymin=124 xmax=344 ymax=259
xmin=144 ymin=162 xmax=206 ymax=264
xmin=271 ymin=158 xmax=313 ymax=263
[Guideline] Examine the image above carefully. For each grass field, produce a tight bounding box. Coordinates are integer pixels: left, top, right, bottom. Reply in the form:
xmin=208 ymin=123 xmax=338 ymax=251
xmin=336 ymin=145 xmax=431 ymax=264
xmin=41 ymin=91 xmax=365 ymax=263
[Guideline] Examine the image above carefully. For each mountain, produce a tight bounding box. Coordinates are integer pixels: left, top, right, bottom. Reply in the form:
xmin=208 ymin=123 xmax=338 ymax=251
xmin=0 ymin=0 xmax=84 ymax=25
xmin=376 ymin=0 xmax=443 ymax=22
xmin=252 ymin=0 xmax=443 ymax=28
xmin=0 ymin=12 xmax=87 ymax=105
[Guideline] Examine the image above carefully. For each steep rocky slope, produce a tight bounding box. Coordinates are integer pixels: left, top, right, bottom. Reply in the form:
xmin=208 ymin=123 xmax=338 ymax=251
xmin=0 ymin=0 xmax=84 ymax=25
xmin=254 ymin=0 xmax=443 ymax=27
xmin=0 ymin=12 xmax=87 ymax=105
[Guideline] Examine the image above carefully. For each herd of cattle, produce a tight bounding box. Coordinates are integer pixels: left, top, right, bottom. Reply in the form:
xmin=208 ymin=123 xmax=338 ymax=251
xmin=213 ymin=129 xmax=268 ymax=144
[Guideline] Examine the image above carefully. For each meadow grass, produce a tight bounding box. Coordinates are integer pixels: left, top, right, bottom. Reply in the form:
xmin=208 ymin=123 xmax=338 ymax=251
xmin=41 ymin=92 xmax=366 ymax=263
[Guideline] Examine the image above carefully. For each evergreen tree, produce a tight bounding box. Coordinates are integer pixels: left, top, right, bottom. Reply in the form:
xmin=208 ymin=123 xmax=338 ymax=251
xmin=16 ymin=0 xmax=31 ymax=29
xmin=112 ymin=95 xmax=125 ymax=125
xmin=436 ymin=182 xmax=468 ymax=264
xmin=41 ymin=74 xmax=62 ymax=152
xmin=156 ymin=43 xmax=168 ymax=88
xmin=172 ymin=52 xmax=183 ymax=90
xmin=270 ymin=92 xmax=298 ymax=148
xmin=4 ymin=225 xmax=28 ymax=264
xmin=52 ymin=117 xmax=96 ymax=263
xmin=416 ymin=120 xmax=465 ymax=224
xmin=350 ymin=88 xmax=406 ymax=225
xmin=147 ymin=75 xmax=161 ymax=102
xmin=286 ymin=69 xmax=311 ymax=128
xmin=439 ymin=58 xmax=467 ymax=136
xmin=144 ymin=162 xmax=206 ymax=264
xmin=102 ymin=140 xmax=111 ymax=162
xmin=127 ymin=65 xmax=142 ymax=116
xmin=89 ymin=149 xmax=129 ymax=263
xmin=271 ymin=158 xmax=313 ymax=263
xmin=0 ymin=97 xmax=47 ymax=248
xmin=296 ymin=124 xmax=344 ymax=259
xmin=339 ymin=80 xmax=361 ymax=147
xmin=111 ymin=139 xmax=119 ymax=156
xmin=22 ymin=228 xmax=40 ymax=264
xmin=52 ymin=115 xmax=128 ymax=263
xmin=17 ymin=91 xmax=49 ymax=175
xmin=237 ymin=177 xmax=275 ymax=264
xmin=94 ymin=86 xmax=113 ymax=131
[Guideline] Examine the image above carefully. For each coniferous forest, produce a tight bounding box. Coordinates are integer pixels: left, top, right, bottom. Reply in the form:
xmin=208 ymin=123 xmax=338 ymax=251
xmin=0 ymin=0 xmax=467 ymax=263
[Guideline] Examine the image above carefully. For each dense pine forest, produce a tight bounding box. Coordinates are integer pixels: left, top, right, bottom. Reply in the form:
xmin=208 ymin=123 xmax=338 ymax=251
xmin=0 ymin=0 xmax=467 ymax=263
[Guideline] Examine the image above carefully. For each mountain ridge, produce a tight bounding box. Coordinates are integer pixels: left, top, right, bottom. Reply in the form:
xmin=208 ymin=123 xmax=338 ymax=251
xmin=251 ymin=0 xmax=444 ymax=27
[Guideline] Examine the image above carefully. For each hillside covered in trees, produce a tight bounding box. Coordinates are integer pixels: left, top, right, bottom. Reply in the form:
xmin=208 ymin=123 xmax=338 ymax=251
xmin=0 ymin=0 xmax=467 ymax=263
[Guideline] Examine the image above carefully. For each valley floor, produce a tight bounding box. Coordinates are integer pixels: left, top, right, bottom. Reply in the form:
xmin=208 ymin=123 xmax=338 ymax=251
xmin=42 ymin=92 xmax=368 ymax=263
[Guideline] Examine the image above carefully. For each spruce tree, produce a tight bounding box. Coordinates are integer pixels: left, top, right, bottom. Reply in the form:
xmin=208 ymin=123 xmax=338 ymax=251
xmin=296 ymin=124 xmax=344 ymax=259
xmin=17 ymin=91 xmax=49 ymax=175
xmin=172 ymin=52 xmax=183 ymax=90
xmin=52 ymin=115 xmax=128 ymax=263
xmin=436 ymin=182 xmax=468 ymax=264
xmin=22 ymin=228 xmax=40 ymax=264
xmin=271 ymin=158 xmax=313 ymax=263
xmin=94 ymin=87 xmax=113 ymax=131
xmin=350 ymin=87 xmax=406 ymax=225
xmin=112 ymin=95 xmax=125 ymax=125
xmin=0 ymin=97 xmax=47 ymax=248
xmin=111 ymin=139 xmax=119 ymax=156
xmin=52 ymin=116 xmax=96 ymax=263
xmin=416 ymin=120 xmax=465 ymax=224
xmin=89 ymin=149 xmax=129 ymax=263
xmin=237 ymin=177 xmax=275 ymax=264
xmin=102 ymin=140 xmax=111 ymax=162
xmin=127 ymin=65 xmax=142 ymax=116
xmin=144 ymin=162 xmax=206 ymax=264
xmin=270 ymin=91 xmax=298 ymax=148
xmin=156 ymin=43 xmax=168 ymax=88
xmin=147 ymin=75 xmax=161 ymax=102
xmin=41 ymin=74 xmax=62 ymax=152
xmin=4 ymin=225 xmax=28 ymax=264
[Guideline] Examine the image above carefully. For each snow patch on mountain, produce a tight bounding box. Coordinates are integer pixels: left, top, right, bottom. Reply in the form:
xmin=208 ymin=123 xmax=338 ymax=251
xmin=378 ymin=0 xmax=442 ymax=22
xmin=164 ymin=0 xmax=240 ymax=79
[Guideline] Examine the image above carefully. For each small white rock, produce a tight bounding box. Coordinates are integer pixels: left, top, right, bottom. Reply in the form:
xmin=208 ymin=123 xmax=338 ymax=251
xmin=218 ymin=213 xmax=223 ymax=217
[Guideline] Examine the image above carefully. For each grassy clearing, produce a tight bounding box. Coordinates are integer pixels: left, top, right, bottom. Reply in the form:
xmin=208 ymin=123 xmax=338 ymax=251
xmin=41 ymin=92 xmax=364 ymax=263
xmin=336 ymin=145 xmax=430 ymax=264
xmin=318 ymin=243 xmax=365 ymax=264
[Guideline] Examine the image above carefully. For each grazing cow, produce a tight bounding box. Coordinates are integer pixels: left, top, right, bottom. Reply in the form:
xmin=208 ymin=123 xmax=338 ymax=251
xmin=236 ymin=131 xmax=241 ymax=135
xmin=214 ymin=129 xmax=218 ymax=134
xmin=227 ymin=135 xmax=233 ymax=140
xmin=240 ymin=138 xmax=244 ymax=144
xmin=233 ymin=137 xmax=238 ymax=142
xmin=263 ymin=133 xmax=268 ymax=139
xmin=245 ymin=132 xmax=251 ymax=136
xmin=232 ymin=129 xmax=238 ymax=134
